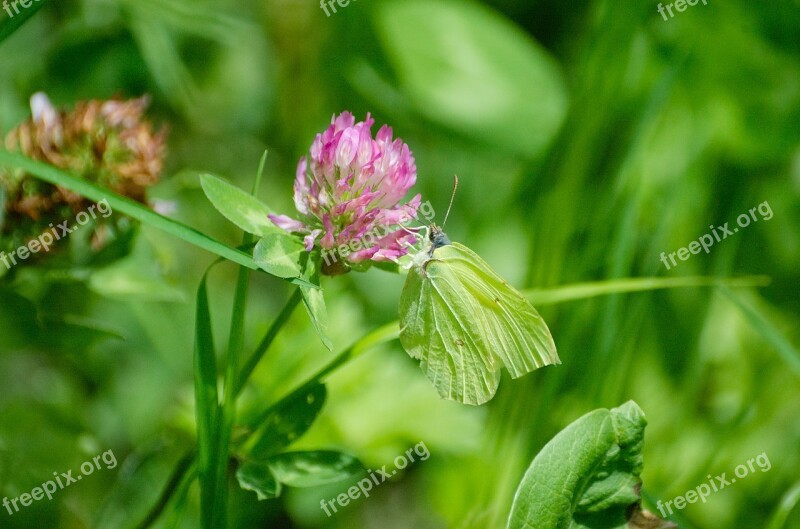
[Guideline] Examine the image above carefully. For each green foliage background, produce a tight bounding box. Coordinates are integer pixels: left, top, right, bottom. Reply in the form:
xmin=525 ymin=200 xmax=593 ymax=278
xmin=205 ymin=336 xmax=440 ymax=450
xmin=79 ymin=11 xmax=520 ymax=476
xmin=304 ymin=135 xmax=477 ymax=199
xmin=1 ymin=0 xmax=799 ymax=528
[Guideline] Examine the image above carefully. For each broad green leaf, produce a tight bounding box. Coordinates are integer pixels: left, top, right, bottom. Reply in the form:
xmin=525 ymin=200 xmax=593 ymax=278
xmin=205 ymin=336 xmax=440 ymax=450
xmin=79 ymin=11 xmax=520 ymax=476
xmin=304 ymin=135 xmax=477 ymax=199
xmin=0 ymin=151 xmax=258 ymax=269
xmin=245 ymin=383 xmax=327 ymax=459
xmin=200 ymin=173 xmax=283 ymax=238
xmin=236 ymin=461 xmax=281 ymax=501
xmin=193 ymin=271 xmax=219 ymax=528
xmin=266 ymin=451 xmax=363 ymax=488
xmin=0 ymin=0 xmax=49 ymax=43
xmin=506 ymin=401 xmax=673 ymax=529
xmin=253 ymin=233 xmax=306 ymax=279
xmin=374 ymin=0 xmax=567 ymax=157
xmin=300 ymin=251 xmax=332 ymax=351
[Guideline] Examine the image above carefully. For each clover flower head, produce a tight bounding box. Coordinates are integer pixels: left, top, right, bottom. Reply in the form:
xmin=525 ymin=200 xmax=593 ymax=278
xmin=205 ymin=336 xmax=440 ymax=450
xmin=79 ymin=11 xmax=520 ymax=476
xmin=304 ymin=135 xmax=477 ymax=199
xmin=1 ymin=93 xmax=166 ymax=258
xmin=269 ymin=112 xmax=421 ymax=274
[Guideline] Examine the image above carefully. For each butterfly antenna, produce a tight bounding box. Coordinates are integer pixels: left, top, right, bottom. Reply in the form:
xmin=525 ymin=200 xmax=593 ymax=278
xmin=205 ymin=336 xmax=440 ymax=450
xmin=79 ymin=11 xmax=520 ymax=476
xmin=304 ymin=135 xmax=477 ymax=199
xmin=441 ymin=175 xmax=458 ymax=229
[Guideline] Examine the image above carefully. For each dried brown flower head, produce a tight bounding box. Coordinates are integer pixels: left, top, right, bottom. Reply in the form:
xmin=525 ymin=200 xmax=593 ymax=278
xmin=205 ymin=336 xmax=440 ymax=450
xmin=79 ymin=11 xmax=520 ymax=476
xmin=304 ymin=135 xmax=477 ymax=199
xmin=0 ymin=93 xmax=167 ymax=260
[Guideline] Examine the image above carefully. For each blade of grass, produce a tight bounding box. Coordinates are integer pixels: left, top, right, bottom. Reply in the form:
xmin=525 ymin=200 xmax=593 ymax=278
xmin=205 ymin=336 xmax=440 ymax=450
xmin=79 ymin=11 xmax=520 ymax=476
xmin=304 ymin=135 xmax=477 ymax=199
xmin=0 ymin=151 xmax=257 ymax=269
xmin=766 ymin=481 xmax=800 ymax=529
xmin=193 ymin=270 xmax=219 ymax=529
xmin=524 ymin=275 xmax=771 ymax=305
xmin=719 ymin=285 xmax=800 ymax=377
xmin=242 ymin=275 xmax=770 ymax=434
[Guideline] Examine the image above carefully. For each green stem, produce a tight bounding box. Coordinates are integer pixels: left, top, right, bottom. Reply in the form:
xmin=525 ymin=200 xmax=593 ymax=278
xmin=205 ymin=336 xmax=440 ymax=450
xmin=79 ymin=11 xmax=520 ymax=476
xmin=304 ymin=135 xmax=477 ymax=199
xmin=234 ymin=287 xmax=302 ymax=397
xmin=163 ymin=462 xmax=199 ymax=529
xmin=210 ymin=260 xmax=250 ymax=528
xmin=134 ymin=452 xmax=195 ymax=529
xmin=209 ymin=152 xmax=267 ymax=529
xmin=245 ymin=322 xmax=399 ymax=432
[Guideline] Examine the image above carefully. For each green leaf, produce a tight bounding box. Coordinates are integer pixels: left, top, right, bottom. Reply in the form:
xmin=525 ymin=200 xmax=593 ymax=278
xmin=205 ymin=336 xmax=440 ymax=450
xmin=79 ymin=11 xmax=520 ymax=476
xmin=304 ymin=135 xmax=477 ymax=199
xmin=300 ymin=252 xmax=332 ymax=351
xmin=0 ymin=151 xmax=258 ymax=269
xmin=235 ymin=461 xmax=282 ymax=501
xmin=506 ymin=401 xmax=673 ymax=529
xmin=245 ymin=383 xmax=327 ymax=459
xmin=200 ymin=173 xmax=283 ymax=238
xmin=193 ymin=271 xmax=219 ymax=529
xmin=266 ymin=451 xmax=364 ymax=488
xmin=374 ymin=0 xmax=567 ymax=157
xmin=253 ymin=233 xmax=306 ymax=279
xmin=0 ymin=0 xmax=49 ymax=43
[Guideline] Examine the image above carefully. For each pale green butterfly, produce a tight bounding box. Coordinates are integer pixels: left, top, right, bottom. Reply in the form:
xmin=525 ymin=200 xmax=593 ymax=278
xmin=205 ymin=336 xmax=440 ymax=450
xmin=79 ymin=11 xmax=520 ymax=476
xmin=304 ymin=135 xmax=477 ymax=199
xmin=398 ymin=179 xmax=560 ymax=405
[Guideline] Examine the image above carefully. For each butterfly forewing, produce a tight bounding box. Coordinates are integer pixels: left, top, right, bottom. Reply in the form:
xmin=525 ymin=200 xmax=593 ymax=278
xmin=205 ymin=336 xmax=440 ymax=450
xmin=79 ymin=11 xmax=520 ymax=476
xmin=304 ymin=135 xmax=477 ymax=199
xmin=399 ymin=242 xmax=559 ymax=405
xmin=399 ymin=255 xmax=500 ymax=405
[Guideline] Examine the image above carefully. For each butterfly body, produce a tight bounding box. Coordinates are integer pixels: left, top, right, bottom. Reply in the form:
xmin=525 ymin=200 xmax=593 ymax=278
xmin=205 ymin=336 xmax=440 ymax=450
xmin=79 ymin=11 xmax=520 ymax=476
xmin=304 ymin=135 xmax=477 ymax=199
xmin=399 ymin=229 xmax=559 ymax=405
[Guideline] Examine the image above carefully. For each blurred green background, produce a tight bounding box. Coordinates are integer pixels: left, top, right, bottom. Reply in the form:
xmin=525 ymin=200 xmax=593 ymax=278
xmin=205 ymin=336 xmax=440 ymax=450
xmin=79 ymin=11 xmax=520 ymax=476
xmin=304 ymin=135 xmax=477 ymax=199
xmin=1 ymin=0 xmax=799 ymax=527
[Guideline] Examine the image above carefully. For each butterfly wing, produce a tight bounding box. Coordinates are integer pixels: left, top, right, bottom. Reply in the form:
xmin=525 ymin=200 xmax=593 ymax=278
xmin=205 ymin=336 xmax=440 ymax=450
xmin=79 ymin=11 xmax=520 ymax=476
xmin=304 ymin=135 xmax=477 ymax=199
xmin=399 ymin=242 xmax=559 ymax=405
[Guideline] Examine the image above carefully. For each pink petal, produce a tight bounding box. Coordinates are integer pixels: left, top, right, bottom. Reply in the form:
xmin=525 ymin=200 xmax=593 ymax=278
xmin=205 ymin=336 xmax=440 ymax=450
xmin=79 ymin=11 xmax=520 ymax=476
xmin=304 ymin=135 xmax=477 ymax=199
xmin=320 ymin=214 xmax=336 ymax=249
xmin=335 ymin=128 xmax=360 ymax=168
xmin=304 ymin=229 xmax=322 ymax=251
xmin=268 ymin=214 xmax=306 ymax=232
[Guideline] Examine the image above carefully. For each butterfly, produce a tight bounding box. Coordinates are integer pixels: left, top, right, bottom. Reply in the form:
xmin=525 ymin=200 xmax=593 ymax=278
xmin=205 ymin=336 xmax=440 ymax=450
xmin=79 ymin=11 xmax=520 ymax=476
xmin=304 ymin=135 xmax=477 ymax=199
xmin=398 ymin=179 xmax=559 ymax=405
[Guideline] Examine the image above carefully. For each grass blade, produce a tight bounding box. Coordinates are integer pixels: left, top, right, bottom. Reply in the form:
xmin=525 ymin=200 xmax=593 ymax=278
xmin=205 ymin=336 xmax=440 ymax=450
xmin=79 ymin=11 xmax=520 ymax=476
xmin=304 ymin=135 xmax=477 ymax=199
xmin=719 ymin=285 xmax=800 ymax=377
xmin=766 ymin=481 xmax=800 ymax=529
xmin=0 ymin=151 xmax=257 ymax=269
xmin=524 ymin=275 xmax=771 ymax=305
xmin=194 ymin=270 xmax=219 ymax=529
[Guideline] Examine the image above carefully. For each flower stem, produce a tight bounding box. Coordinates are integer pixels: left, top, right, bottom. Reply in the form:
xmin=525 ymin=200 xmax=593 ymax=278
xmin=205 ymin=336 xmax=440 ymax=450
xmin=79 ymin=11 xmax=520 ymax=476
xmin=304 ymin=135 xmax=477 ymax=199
xmin=210 ymin=152 xmax=268 ymax=529
xmin=234 ymin=287 xmax=303 ymax=397
xmin=134 ymin=452 xmax=196 ymax=529
xmin=244 ymin=321 xmax=399 ymax=432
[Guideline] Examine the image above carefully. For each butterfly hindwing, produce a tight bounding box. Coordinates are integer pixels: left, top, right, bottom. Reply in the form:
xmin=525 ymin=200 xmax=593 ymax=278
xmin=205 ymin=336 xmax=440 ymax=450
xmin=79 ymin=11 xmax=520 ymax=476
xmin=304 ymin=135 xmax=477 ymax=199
xmin=399 ymin=242 xmax=559 ymax=405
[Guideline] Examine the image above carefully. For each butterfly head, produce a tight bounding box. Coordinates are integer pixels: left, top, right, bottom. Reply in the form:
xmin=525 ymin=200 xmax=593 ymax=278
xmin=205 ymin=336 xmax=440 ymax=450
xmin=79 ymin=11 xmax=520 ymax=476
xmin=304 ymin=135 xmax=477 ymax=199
xmin=429 ymin=224 xmax=451 ymax=253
